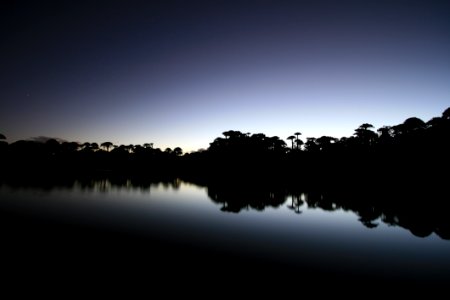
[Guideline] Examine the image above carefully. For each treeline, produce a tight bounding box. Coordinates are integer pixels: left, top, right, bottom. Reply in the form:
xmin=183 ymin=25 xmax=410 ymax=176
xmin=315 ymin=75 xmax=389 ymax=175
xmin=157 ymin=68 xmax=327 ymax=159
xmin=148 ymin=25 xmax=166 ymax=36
xmin=1 ymin=107 xmax=449 ymax=188
xmin=0 ymin=138 xmax=184 ymax=177
xmin=184 ymin=107 xmax=450 ymax=188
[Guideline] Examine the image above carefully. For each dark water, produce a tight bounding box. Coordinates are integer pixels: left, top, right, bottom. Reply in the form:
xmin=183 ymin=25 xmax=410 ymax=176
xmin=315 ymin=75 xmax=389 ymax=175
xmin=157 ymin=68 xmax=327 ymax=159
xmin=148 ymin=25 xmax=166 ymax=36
xmin=1 ymin=179 xmax=449 ymax=285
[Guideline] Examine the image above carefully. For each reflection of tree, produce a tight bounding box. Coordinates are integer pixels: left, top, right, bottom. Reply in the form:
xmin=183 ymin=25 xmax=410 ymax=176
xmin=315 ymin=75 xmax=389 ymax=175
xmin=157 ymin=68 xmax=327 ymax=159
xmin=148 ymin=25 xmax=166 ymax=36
xmin=287 ymin=194 xmax=304 ymax=214
xmin=356 ymin=205 xmax=380 ymax=228
xmin=207 ymin=184 xmax=288 ymax=213
xmin=3 ymin=176 xmax=183 ymax=195
xmin=203 ymin=181 xmax=450 ymax=240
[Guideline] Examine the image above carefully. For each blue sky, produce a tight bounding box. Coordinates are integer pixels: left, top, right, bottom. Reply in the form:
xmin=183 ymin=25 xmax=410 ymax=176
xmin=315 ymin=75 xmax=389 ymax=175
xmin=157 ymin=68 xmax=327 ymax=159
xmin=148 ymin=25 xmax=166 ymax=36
xmin=1 ymin=0 xmax=449 ymax=151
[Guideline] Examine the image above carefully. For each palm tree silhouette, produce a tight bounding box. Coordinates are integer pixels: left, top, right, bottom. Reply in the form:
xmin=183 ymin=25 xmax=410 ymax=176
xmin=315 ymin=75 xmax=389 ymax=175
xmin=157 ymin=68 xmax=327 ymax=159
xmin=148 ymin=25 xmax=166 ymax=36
xmin=294 ymin=132 xmax=301 ymax=146
xmin=287 ymin=136 xmax=295 ymax=149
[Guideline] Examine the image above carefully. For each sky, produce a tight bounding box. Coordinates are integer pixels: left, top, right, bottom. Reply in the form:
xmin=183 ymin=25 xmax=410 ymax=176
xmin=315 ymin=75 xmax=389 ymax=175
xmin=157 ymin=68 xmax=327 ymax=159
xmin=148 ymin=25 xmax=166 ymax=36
xmin=1 ymin=0 xmax=449 ymax=151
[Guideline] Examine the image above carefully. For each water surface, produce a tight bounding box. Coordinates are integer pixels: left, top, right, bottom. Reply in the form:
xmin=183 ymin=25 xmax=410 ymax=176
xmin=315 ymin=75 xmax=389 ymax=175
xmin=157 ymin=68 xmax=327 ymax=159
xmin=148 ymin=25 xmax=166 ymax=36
xmin=1 ymin=179 xmax=449 ymax=283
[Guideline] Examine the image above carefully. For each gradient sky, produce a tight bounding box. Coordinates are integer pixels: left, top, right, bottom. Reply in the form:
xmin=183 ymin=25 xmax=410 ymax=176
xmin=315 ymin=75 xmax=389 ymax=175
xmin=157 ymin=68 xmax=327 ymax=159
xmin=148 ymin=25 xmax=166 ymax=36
xmin=1 ymin=0 xmax=449 ymax=151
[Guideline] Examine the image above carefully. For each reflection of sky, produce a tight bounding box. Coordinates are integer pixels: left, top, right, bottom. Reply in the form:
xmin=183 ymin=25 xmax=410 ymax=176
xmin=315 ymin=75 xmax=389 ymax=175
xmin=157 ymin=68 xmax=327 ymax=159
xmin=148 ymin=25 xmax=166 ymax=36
xmin=1 ymin=181 xmax=450 ymax=279
xmin=1 ymin=1 xmax=449 ymax=151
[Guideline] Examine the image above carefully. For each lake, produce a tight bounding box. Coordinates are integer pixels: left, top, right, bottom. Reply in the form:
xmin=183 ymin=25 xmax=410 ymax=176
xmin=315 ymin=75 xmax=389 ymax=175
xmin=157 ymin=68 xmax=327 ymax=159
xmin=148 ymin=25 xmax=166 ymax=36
xmin=1 ymin=178 xmax=449 ymax=285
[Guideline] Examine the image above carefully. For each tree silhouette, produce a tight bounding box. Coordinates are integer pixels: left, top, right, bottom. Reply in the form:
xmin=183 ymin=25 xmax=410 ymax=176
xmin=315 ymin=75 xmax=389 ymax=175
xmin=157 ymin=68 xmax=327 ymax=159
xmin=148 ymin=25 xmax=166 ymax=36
xmin=173 ymin=147 xmax=183 ymax=156
xmin=402 ymin=117 xmax=425 ymax=133
xmin=222 ymin=130 xmax=232 ymax=139
xmin=442 ymin=107 xmax=450 ymax=119
xmin=377 ymin=126 xmax=393 ymax=138
xmin=90 ymin=143 xmax=99 ymax=152
xmin=287 ymin=136 xmax=295 ymax=149
xmin=427 ymin=117 xmax=445 ymax=128
xmin=316 ymin=136 xmax=337 ymax=151
xmin=268 ymin=136 xmax=286 ymax=152
xmin=294 ymin=132 xmax=301 ymax=148
xmin=101 ymin=142 xmax=114 ymax=152
xmin=0 ymin=133 xmax=6 ymax=140
xmin=125 ymin=144 xmax=134 ymax=153
xmin=358 ymin=123 xmax=374 ymax=131
xmin=304 ymin=138 xmax=319 ymax=152
xmin=354 ymin=123 xmax=377 ymax=146
xmin=62 ymin=141 xmax=80 ymax=153
xmin=295 ymin=139 xmax=304 ymax=150
xmin=222 ymin=130 xmax=242 ymax=140
xmin=81 ymin=142 xmax=91 ymax=151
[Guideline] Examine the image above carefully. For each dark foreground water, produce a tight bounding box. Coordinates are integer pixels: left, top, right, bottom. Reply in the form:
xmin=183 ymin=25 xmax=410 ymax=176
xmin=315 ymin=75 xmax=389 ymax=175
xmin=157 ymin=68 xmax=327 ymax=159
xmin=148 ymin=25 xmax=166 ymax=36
xmin=1 ymin=179 xmax=449 ymax=287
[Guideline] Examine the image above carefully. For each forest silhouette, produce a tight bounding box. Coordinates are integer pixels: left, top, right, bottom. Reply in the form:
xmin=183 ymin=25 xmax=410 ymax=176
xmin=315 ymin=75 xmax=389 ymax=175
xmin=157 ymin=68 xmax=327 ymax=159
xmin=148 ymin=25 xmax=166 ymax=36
xmin=1 ymin=107 xmax=449 ymax=240
xmin=1 ymin=107 xmax=449 ymax=188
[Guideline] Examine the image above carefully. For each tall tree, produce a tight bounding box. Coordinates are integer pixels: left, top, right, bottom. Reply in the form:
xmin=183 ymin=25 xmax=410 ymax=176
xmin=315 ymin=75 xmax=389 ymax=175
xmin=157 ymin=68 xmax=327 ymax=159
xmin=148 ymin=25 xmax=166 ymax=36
xmin=287 ymin=136 xmax=295 ymax=149
xmin=354 ymin=123 xmax=377 ymax=146
xmin=294 ymin=131 xmax=301 ymax=141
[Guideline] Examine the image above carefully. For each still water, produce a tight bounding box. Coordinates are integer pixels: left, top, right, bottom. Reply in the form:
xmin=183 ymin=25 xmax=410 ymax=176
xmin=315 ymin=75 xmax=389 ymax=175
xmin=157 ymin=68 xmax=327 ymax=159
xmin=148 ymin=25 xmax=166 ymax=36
xmin=1 ymin=179 xmax=449 ymax=282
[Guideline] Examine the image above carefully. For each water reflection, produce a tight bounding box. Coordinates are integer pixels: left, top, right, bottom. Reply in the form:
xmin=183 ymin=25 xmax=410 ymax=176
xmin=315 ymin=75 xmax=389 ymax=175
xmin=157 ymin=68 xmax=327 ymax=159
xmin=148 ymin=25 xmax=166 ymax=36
xmin=1 ymin=177 xmax=449 ymax=240
xmin=203 ymin=182 xmax=450 ymax=241
xmin=207 ymin=183 xmax=287 ymax=213
xmin=73 ymin=177 xmax=182 ymax=194
xmin=1 ymin=176 xmax=181 ymax=193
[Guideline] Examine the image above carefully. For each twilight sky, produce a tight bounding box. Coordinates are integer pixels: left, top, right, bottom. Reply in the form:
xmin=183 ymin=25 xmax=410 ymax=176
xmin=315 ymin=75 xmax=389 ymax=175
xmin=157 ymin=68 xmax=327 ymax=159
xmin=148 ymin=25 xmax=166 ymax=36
xmin=1 ymin=0 xmax=449 ymax=151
